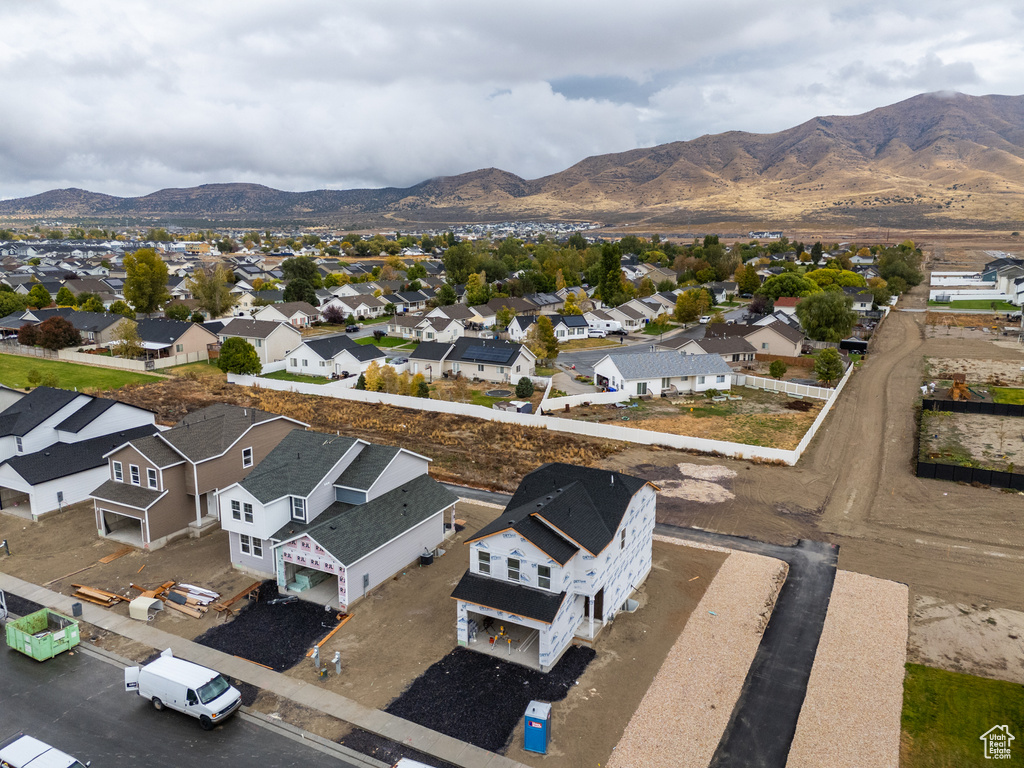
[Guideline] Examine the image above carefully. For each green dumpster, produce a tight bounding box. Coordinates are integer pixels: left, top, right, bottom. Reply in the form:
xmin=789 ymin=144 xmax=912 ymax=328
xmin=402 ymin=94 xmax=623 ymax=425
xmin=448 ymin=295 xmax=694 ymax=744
xmin=5 ymin=608 xmax=80 ymax=661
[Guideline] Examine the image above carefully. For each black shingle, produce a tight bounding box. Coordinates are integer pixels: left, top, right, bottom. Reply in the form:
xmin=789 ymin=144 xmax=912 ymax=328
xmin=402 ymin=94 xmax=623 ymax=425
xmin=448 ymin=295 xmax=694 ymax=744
xmin=451 ymin=571 xmax=567 ymax=624
xmin=4 ymin=425 xmax=158 ymax=484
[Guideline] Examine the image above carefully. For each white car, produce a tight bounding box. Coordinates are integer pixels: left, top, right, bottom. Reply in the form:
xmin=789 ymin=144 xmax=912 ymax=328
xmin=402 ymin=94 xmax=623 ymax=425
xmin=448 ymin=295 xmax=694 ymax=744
xmin=587 ymin=329 xmax=607 ymax=338
xmin=699 ymin=315 xmax=712 ymax=324
xmin=0 ymin=733 xmax=90 ymax=768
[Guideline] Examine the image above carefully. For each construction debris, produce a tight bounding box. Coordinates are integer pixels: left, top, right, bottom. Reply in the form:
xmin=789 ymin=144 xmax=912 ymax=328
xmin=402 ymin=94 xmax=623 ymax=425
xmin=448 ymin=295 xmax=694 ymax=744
xmin=70 ymin=584 xmax=126 ymax=607
xmin=98 ymin=546 xmax=133 ymax=564
xmin=211 ymin=580 xmax=262 ymax=616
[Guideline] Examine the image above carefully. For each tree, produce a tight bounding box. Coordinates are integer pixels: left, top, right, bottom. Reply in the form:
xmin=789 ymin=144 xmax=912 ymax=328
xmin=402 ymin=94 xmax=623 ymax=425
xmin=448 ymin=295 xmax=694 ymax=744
xmin=109 ymin=300 xmax=136 ymax=319
xmin=26 ymin=284 xmax=51 ymax=309
xmin=878 ymin=247 xmax=923 ymax=288
xmin=355 ymin=373 xmax=366 ymax=390
xmin=561 ymin=291 xmax=583 ymax=315
xmin=190 ymin=311 xmax=205 ymax=323
xmin=78 ymin=294 xmax=105 ymax=313
xmin=322 ymin=305 xmax=345 ymax=325
xmin=769 ymin=360 xmax=788 ymax=379
xmin=734 ymin=263 xmax=761 ymax=295
xmin=363 ymin=360 xmax=383 ymax=392
xmin=18 ymin=323 xmax=38 ymax=346
xmin=111 ymin=318 xmax=144 ymax=359
xmin=55 ymin=286 xmax=77 ymax=307
xmin=756 ymin=272 xmax=820 ymax=301
xmin=810 ymin=242 xmax=823 ymax=264
xmin=187 ymin=264 xmax=239 ymax=318
xmin=435 ymin=283 xmax=457 ymax=306
xmin=281 ymin=256 xmax=322 ymax=288
xmin=805 ymin=268 xmax=866 ymax=289
xmin=217 ymin=337 xmax=261 ymax=374
xmin=795 ymin=291 xmax=857 ymax=342
xmin=0 ymin=291 xmax=27 ymax=317
xmin=165 ymin=303 xmax=191 ymax=321
xmin=283 ymin=278 xmax=317 ymax=305
xmin=495 ymin=306 xmax=516 ymax=329
xmin=124 ymin=248 xmax=169 ymax=313
xmin=598 ymin=242 xmax=622 ymax=305
xmin=515 ymin=376 xmax=534 ymax=398
xmin=34 ymin=316 xmax=81 ymax=350
xmin=411 ymin=372 xmax=429 ymax=398
xmin=813 ymin=348 xmax=845 ymax=386
xmin=525 ymin=315 xmax=559 ymax=363
xmin=465 ymin=271 xmax=490 ymax=306
xmin=638 ymin=277 xmax=655 ymax=298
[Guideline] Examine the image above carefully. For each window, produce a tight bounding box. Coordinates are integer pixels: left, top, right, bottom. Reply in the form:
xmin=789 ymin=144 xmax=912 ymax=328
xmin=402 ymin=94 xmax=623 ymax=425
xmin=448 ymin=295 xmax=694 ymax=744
xmin=176 ymin=343 xmax=183 ymax=353
xmin=698 ymin=376 xmax=706 ymax=385
xmin=498 ymin=366 xmax=504 ymax=374
xmin=507 ymin=557 xmax=521 ymax=582
xmin=255 ymin=338 xmax=262 ymax=347
xmin=242 ymin=447 xmax=253 ymax=468
xmin=147 ymin=468 xmax=158 ymax=489
xmin=621 ymin=528 xmax=627 ymax=550
xmin=239 ymin=534 xmax=262 ymax=558
xmin=129 ymin=465 xmax=140 ymax=486
xmin=478 ymin=364 xmax=485 ymax=372
xmin=16 ymin=437 xmax=23 ymax=453
xmin=319 ymin=360 xmax=325 ymax=367
xmin=231 ymin=500 xmax=241 ymax=520
xmin=113 ymin=461 xmax=123 ymax=482
xmin=290 ymin=496 xmax=306 ymax=522
xmin=636 ymin=382 xmax=647 ymax=395
xmin=290 ymin=358 xmax=297 ymax=367
xmin=537 ymin=565 xmax=551 ymax=589
xmin=716 ymin=375 xmax=726 ymax=383
xmin=477 ymin=549 xmax=490 ymax=574
xmin=761 ymin=342 xmax=769 ymax=350
xmin=243 ymin=503 xmax=253 ymax=523
xmin=516 ymin=365 xmax=521 ymax=373
xmin=661 ymin=377 xmax=671 ymax=389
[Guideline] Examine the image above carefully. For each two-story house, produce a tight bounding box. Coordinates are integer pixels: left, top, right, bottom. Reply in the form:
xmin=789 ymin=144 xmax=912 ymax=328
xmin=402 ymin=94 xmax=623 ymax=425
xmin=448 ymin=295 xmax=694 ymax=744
xmin=218 ymin=318 xmax=303 ymax=365
xmin=218 ymin=429 xmax=458 ymax=610
xmin=89 ymin=404 xmax=305 ymax=549
xmin=451 ymin=463 xmax=657 ymax=672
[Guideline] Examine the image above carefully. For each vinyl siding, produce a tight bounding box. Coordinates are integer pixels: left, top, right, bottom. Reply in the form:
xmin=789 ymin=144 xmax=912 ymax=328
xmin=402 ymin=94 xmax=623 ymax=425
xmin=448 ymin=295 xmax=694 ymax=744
xmin=365 ymin=451 xmax=429 ymax=501
xmin=228 ymin=530 xmax=275 ymax=576
xmin=191 ymin=419 xmax=296 ymax=494
xmin=144 ymin=463 xmax=194 ymax=542
xmin=0 ymin=464 xmax=110 ymax=518
xmin=55 ymin=403 xmax=155 ymax=442
xmin=8 ymin=395 xmax=89 ymax=456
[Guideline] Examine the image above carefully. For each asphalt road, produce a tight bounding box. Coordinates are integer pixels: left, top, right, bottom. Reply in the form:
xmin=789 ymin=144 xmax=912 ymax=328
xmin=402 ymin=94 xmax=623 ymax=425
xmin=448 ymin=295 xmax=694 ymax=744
xmin=1 ymin=643 xmax=364 ymax=768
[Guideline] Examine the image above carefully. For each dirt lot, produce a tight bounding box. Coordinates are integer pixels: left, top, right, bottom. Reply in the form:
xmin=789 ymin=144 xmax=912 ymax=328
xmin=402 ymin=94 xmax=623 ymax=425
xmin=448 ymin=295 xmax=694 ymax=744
xmin=566 ymin=387 xmax=823 ymax=450
xmin=924 ymin=355 xmax=1024 ymax=386
xmin=920 ymin=410 xmax=1023 ymax=472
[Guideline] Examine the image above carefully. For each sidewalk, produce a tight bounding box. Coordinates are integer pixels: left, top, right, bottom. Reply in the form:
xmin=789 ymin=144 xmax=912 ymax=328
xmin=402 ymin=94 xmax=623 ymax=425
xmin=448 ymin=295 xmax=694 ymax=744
xmin=0 ymin=571 xmax=527 ymax=768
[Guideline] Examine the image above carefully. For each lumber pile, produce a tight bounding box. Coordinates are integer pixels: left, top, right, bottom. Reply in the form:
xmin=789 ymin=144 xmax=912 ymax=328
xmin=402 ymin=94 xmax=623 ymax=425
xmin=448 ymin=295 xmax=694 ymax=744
xmin=71 ymin=584 xmax=126 ymax=607
xmin=211 ymin=581 xmax=261 ymax=616
xmin=127 ymin=581 xmax=220 ymax=619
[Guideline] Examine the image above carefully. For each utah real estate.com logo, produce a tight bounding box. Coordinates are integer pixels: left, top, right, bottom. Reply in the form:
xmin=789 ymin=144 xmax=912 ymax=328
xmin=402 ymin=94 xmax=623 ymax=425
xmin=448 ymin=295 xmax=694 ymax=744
xmin=980 ymin=725 xmax=1014 ymax=760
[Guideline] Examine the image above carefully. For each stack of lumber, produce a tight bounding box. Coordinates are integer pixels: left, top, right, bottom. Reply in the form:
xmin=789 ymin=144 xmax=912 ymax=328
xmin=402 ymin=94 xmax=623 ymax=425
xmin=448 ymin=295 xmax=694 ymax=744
xmin=71 ymin=584 xmax=125 ymax=607
xmin=128 ymin=581 xmax=212 ymax=619
xmin=211 ymin=581 xmax=262 ymax=617
xmin=173 ymin=584 xmax=219 ymax=607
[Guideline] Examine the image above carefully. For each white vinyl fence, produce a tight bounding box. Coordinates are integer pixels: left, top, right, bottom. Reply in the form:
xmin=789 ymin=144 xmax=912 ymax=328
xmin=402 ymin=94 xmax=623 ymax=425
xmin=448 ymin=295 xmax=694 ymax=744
xmin=736 ymin=374 xmax=835 ymax=400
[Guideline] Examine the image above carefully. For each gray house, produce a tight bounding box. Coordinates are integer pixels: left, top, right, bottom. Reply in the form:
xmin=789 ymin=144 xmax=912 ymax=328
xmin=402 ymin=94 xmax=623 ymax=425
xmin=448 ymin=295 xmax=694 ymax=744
xmin=592 ymin=351 xmax=735 ymax=396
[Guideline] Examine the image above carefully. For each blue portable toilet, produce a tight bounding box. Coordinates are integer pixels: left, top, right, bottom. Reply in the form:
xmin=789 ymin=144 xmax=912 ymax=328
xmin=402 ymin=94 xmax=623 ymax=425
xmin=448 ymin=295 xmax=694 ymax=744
xmin=523 ymin=700 xmax=552 ymax=754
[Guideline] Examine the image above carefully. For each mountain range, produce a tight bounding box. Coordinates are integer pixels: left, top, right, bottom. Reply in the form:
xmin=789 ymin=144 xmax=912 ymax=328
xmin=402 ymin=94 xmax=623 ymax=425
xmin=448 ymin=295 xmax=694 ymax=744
xmin=2 ymin=92 xmax=1022 ymax=230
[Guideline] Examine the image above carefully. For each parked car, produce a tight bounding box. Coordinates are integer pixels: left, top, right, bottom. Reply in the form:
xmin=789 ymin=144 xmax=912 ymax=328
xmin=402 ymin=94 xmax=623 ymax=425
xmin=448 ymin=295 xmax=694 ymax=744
xmin=0 ymin=733 xmax=90 ymax=768
xmin=588 ymin=329 xmax=607 ymax=338
xmin=699 ymin=315 xmax=712 ymax=324
xmin=609 ymin=329 xmax=628 ymax=336
xmin=124 ymin=649 xmax=241 ymax=730
xmin=345 ymin=325 xmax=359 ymax=333
xmin=389 ymin=357 xmax=408 ymax=365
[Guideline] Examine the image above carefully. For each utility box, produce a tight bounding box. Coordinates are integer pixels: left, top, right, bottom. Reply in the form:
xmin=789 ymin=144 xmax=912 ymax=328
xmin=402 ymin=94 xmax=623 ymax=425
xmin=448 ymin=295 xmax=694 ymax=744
xmin=5 ymin=608 xmax=80 ymax=661
xmin=523 ymin=700 xmax=551 ymax=754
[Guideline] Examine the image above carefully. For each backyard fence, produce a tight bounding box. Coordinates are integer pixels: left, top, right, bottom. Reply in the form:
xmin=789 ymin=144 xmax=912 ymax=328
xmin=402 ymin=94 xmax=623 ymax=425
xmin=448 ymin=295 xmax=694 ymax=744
xmin=921 ymin=398 xmax=1024 ymax=418
xmin=915 ymin=461 xmax=1024 ymax=490
xmin=736 ymin=374 xmax=837 ymax=401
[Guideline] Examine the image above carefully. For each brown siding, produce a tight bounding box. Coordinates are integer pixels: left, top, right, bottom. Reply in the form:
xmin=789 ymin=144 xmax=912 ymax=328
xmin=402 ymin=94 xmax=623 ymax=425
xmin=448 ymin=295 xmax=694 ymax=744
xmin=146 ymin=464 xmax=194 ymax=541
xmin=192 ymin=419 xmax=298 ymax=494
xmin=107 ymin=445 xmax=159 ymax=484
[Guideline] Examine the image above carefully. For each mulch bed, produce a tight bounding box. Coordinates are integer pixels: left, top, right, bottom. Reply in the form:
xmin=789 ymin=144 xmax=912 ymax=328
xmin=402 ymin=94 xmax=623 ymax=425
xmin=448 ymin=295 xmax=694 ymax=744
xmin=193 ymin=581 xmax=340 ymax=671
xmin=3 ymin=592 xmax=44 ymax=617
xmin=384 ymin=645 xmax=596 ymax=753
xmin=339 ymin=729 xmax=460 ymax=768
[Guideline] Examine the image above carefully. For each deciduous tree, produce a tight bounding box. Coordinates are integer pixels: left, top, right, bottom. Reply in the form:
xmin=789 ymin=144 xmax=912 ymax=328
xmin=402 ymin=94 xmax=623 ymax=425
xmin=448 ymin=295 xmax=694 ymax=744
xmin=795 ymin=291 xmax=857 ymax=342
xmin=217 ymin=337 xmax=261 ymax=374
xmin=55 ymin=286 xmax=77 ymax=306
xmin=124 ymin=248 xmax=170 ymax=313
xmin=26 ymin=284 xmax=51 ymax=309
xmin=35 ymin=316 xmax=81 ymax=350
xmin=109 ymin=300 xmax=136 ymax=319
xmin=526 ymin=315 xmax=559 ymax=363
xmin=813 ymin=348 xmax=845 ymax=386
xmin=111 ymin=318 xmax=143 ymax=359
xmin=187 ymin=264 xmax=239 ymax=318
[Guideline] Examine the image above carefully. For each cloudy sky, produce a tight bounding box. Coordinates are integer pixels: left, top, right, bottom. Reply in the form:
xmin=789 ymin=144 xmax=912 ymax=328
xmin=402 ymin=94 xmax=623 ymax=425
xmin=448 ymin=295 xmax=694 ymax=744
xmin=0 ymin=0 xmax=1020 ymax=200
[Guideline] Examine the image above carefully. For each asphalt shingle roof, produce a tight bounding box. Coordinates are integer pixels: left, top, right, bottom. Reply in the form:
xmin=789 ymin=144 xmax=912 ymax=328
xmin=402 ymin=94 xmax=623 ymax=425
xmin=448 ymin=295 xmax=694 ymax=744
xmin=219 ymin=318 xmax=295 ymax=339
xmin=273 ymin=474 xmax=458 ymax=565
xmin=333 ymin=443 xmax=401 ymax=491
xmin=302 ymin=335 xmax=385 ymax=364
xmin=451 ymin=571 xmax=567 ymax=624
xmin=159 ymin=404 xmax=283 ymax=462
xmin=4 ymin=425 xmax=158 ymax=484
xmin=135 ymin=317 xmax=207 ymax=345
xmin=601 ymin=351 xmax=734 ymax=381
xmin=241 ymin=429 xmax=357 ymax=502
xmin=0 ymin=387 xmax=81 ymax=438
xmin=126 ymin=433 xmax=186 ymax=467
xmin=90 ymin=478 xmax=166 ymax=510
xmin=54 ymin=397 xmax=116 ymax=432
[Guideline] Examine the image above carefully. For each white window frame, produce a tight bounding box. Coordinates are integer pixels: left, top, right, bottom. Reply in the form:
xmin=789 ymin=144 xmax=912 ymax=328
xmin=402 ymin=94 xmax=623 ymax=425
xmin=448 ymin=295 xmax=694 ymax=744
xmin=290 ymin=358 xmax=297 ymax=367
xmin=290 ymin=496 xmax=306 ymax=523
xmin=717 ymin=374 xmax=726 ymax=383
xmin=129 ymin=464 xmax=140 ymax=486
xmin=507 ymin=557 xmax=521 ymax=582
xmin=243 ymin=503 xmax=253 ymax=524
xmin=637 ymin=381 xmax=647 ymax=395
xmin=231 ymin=499 xmax=241 ymax=521
xmin=537 ymin=565 xmax=551 ymax=590
xmin=147 ymin=468 xmax=158 ymax=489
xmin=621 ymin=528 xmax=626 ymax=550
xmin=113 ymin=461 xmax=123 ymax=482
xmin=15 ymin=436 xmax=23 ymax=453
xmin=478 ymin=364 xmax=484 ymax=372
xmin=242 ymin=447 xmax=253 ymax=468
xmin=477 ymin=549 xmax=490 ymax=575
xmin=661 ymin=377 xmax=671 ymax=389
xmin=239 ymin=534 xmax=263 ymax=558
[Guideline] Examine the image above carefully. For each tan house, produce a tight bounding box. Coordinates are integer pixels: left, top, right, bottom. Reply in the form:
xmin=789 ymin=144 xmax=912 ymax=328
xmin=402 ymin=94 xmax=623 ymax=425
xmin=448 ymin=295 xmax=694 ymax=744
xmin=135 ymin=318 xmax=219 ymax=359
xmin=90 ymin=404 xmax=307 ymax=549
xmin=252 ymin=301 xmax=320 ymax=328
xmin=218 ymin=318 xmax=303 ymax=364
xmin=407 ymin=338 xmax=536 ymax=383
xmin=704 ymin=321 xmax=803 ymax=357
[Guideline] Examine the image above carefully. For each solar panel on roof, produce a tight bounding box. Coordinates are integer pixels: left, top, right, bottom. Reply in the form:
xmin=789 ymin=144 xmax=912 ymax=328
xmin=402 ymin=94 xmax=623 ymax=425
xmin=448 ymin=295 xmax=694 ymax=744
xmin=464 ymin=345 xmax=510 ymax=363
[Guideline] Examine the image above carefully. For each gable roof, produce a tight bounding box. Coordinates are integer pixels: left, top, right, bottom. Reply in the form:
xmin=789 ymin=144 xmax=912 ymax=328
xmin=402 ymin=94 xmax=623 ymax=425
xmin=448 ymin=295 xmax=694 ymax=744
xmin=3 ymin=424 xmax=158 ymax=484
xmin=451 ymin=571 xmax=568 ymax=624
xmin=300 ymin=335 xmax=385 ymax=363
xmin=599 ymin=350 xmax=734 ymax=380
xmin=705 ymin=321 xmax=803 ymax=343
xmin=333 ymin=443 xmax=403 ymax=490
xmin=0 ymin=387 xmax=81 ymax=438
xmin=158 ymin=403 xmax=295 ymax=462
xmin=123 ymin=432 xmax=187 ymax=467
xmin=273 ymin=474 xmax=458 ymax=565
xmin=448 ymin=337 xmax=528 ymax=366
xmin=135 ymin=318 xmax=212 ymax=345
xmin=667 ymin=336 xmax=756 ymax=355
xmin=219 ymin=318 xmax=299 ymax=339
xmin=241 ymin=429 xmax=358 ymax=502
xmin=261 ymin=301 xmax=319 ymax=317
xmin=408 ymin=340 xmax=454 ymax=362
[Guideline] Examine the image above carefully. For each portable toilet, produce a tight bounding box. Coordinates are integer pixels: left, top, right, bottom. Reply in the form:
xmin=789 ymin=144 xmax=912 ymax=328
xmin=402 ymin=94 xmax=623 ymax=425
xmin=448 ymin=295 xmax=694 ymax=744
xmin=523 ymin=700 xmax=552 ymax=754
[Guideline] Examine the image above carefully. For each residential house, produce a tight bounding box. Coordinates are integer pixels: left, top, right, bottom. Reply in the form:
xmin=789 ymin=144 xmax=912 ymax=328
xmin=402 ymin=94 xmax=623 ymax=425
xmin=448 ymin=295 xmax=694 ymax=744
xmin=772 ymin=297 xmax=802 ymax=318
xmin=841 ymin=286 xmax=875 ymax=314
xmin=704 ymin=321 xmax=803 ymax=357
xmin=704 ymin=282 xmax=738 ymax=303
xmin=285 ymin=335 xmax=386 ymax=378
xmin=320 ymin=294 xmax=387 ymax=321
xmin=136 ymin=318 xmax=219 ymax=360
xmin=218 ymin=318 xmax=302 ymax=365
xmin=386 ymin=314 xmax=464 ymax=344
xmin=407 ymin=338 xmax=536 ymax=383
xmin=1 ymin=308 xmax=124 ymax=346
xmin=252 ymin=301 xmax=321 ymax=328
xmin=218 ymin=429 xmax=458 ymax=609
xmin=452 ymin=463 xmax=657 ymax=672
xmin=593 ymin=351 xmax=735 ymax=397
xmin=603 ymin=303 xmax=646 ymax=333
xmin=90 ymin=404 xmax=306 ymax=549
xmin=663 ymin=336 xmax=757 ymax=366
xmin=507 ymin=314 xmax=589 ymax=343
xmin=583 ymin=309 xmax=623 ymax=334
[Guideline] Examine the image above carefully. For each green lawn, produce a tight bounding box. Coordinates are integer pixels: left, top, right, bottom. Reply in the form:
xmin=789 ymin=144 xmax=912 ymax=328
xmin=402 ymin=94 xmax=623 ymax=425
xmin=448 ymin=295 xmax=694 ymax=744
xmin=902 ymin=663 xmax=1024 ymax=767
xmin=992 ymin=387 xmax=1024 ymax=404
xmin=261 ymin=370 xmax=326 ymax=384
xmin=643 ymin=321 xmax=676 ymax=335
xmin=928 ymin=299 xmax=1019 ymax=311
xmin=0 ymin=353 xmax=162 ymax=391
xmin=535 ymin=366 xmax=558 ymax=377
xmin=357 ymin=336 xmax=413 ymax=348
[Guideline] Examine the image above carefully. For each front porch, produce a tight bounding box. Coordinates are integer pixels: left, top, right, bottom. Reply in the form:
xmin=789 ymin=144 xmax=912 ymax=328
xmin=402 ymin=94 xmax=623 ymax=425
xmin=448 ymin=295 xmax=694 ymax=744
xmin=464 ymin=609 xmax=542 ymax=671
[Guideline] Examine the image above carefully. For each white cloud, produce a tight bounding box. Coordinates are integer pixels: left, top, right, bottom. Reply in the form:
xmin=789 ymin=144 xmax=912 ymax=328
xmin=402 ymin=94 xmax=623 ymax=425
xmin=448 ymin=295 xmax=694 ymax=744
xmin=0 ymin=0 xmax=1020 ymax=199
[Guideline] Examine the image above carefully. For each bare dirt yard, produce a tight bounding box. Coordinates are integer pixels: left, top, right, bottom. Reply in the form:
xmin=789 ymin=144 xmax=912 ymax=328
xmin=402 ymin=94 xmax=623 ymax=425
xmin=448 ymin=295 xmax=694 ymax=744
xmin=919 ymin=410 xmax=1023 ymax=472
xmin=566 ymin=386 xmax=823 ymax=450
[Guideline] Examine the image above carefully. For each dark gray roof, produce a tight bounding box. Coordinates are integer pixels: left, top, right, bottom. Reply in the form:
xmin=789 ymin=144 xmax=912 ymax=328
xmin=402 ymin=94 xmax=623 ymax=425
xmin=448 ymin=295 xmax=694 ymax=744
xmin=451 ymin=571 xmax=568 ymax=624
xmin=273 ymin=474 xmax=458 ymax=565
xmin=54 ymin=397 xmax=116 ymax=432
xmin=302 ymin=335 xmax=385 ymax=363
xmin=600 ymin=350 xmax=734 ymax=380
xmin=160 ymin=404 xmax=285 ymax=462
xmin=219 ymin=318 xmax=296 ymax=339
xmin=135 ymin=317 xmax=208 ymax=345
xmin=408 ymin=341 xmax=453 ymax=362
xmin=90 ymin=478 xmax=166 ymax=510
xmin=0 ymin=387 xmax=81 ymax=438
xmin=241 ymin=429 xmax=357 ymax=502
xmin=27 ymin=308 xmax=122 ymax=334
xmin=334 ymin=444 xmax=401 ymax=491
xmin=468 ymin=463 xmax=648 ymax=557
xmin=126 ymin=433 xmax=186 ymax=467
xmin=449 ymin=337 xmax=524 ymax=365
xmin=666 ymin=336 xmax=756 ymax=355
xmin=4 ymin=425 xmax=158 ymax=484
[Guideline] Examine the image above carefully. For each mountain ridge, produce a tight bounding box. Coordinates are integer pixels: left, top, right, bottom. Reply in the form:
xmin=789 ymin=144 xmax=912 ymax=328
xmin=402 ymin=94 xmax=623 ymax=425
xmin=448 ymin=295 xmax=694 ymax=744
xmin=2 ymin=92 xmax=1022 ymax=228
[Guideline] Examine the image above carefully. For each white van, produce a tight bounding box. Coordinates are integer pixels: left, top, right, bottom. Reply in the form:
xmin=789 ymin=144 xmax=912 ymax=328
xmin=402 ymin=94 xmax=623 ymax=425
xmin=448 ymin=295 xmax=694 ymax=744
xmin=124 ymin=649 xmax=241 ymax=730
xmin=0 ymin=733 xmax=89 ymax=768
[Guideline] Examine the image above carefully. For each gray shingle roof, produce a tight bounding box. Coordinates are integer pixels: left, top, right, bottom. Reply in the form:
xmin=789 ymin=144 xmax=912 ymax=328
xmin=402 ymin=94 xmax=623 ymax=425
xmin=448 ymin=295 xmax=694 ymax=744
xmin=159 ymin=404 xmax=283 ymax=462
xmin=302 ymin=335 xmax=385 ymax=364
xmin=241 ymin=429 xmax=358 ymax=502
xmin=90 ymin=478 xmax=166 ymax=510
xmin=0 ymin=387 xmax=80 ymax=438
xmin=333 ymin=444 xmax=401 ymax=491
xmin=127 ymin=433 xmax=186 ymax=468
xmin=54 ymin=397 xmax=116 ymax=432
xmin=273 ymin=474 xmax=458 ymax=565
xmin=219 ymin=318 xmax=296 ymax=339
xmin=601 ymin=351 xmax=734 ymax=380
xmin=4 ymin=425 xmax=158 ymax=484
xmin=451 ymin=571 xmax=567 ymax=624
